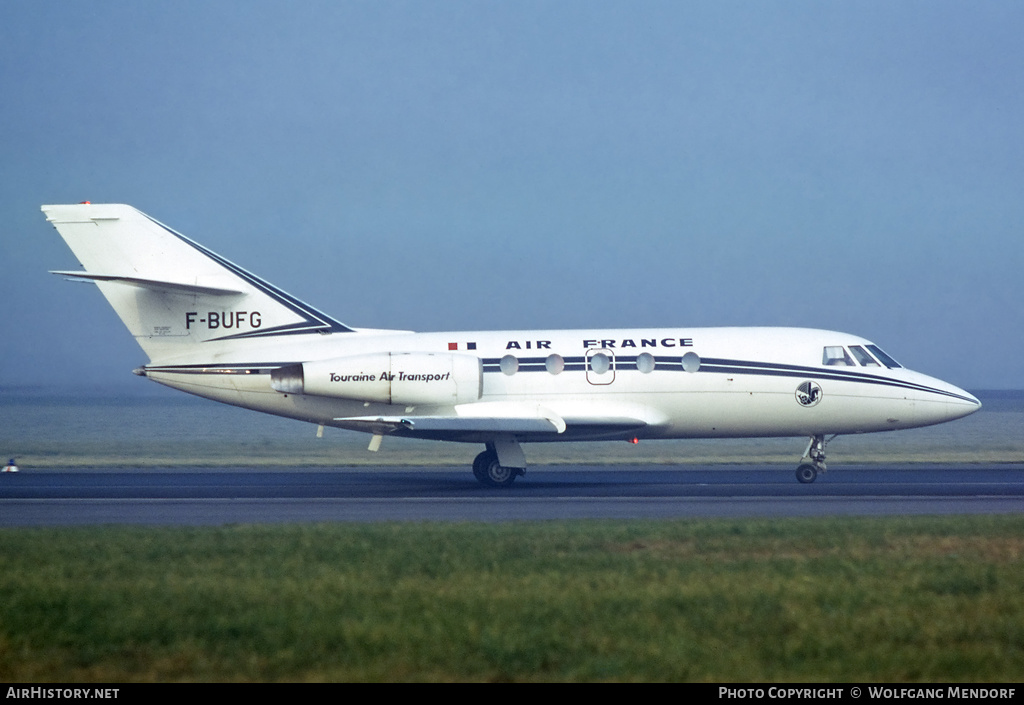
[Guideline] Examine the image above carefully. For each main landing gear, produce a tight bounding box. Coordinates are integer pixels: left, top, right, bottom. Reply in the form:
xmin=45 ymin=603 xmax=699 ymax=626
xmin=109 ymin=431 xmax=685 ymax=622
xmin=795 ymin=434 xmax=834 ymax=483
xmin=473 ymin=447 xmax=524 ymax=488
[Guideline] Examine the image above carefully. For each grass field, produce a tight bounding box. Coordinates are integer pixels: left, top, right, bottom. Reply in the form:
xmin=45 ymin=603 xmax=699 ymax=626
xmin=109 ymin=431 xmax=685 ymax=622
xmin=2 ymin=515 xmax=1023 ymax=682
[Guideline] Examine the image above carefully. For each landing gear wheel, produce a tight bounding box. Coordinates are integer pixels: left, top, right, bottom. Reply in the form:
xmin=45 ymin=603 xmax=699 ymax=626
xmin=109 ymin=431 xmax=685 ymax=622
xmin=795 ymin=463 xmax=818 ymax=484
xmin=472 ymin=450 xmax=491 ymax=483
xmin=794 ymin=434 xmax=834 ymax=484
xmin=472 ymin=450 xmax=519 ymax=488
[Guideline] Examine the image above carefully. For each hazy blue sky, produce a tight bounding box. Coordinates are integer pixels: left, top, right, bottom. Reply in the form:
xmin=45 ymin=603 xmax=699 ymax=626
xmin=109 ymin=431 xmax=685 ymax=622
xmin=2 ymin=1 xmax=1021 ymax=391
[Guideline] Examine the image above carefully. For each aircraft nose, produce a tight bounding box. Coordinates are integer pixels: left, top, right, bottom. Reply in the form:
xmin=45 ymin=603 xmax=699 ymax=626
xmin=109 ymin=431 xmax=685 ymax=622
xmin=945 ymin=390 xmax=982 ymax=421
xmin=960 ymin=389 xmax=982 ymax=409
xmin=914 ymin=377 xmax=981 ymax=426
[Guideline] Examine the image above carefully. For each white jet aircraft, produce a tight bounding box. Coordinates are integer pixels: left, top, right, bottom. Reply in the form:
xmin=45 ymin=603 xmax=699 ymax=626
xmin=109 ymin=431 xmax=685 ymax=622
xmin=45 ymin=203 xmax=981 ymax=486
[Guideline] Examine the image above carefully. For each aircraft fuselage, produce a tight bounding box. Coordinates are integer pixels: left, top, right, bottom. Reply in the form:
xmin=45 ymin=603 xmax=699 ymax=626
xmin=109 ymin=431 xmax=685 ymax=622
xmin=139 ymin=326 xmax=979 ymax=443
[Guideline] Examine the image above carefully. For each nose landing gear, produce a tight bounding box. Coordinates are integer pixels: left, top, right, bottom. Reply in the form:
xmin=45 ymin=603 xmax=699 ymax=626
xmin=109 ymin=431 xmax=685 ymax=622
xmin=796 ymin=434 xmax=834 ymax=483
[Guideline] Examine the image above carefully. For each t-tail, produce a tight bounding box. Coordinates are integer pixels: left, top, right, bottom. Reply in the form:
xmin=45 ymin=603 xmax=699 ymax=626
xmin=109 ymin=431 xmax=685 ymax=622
xmin=44 ymin=203 xmax=353 ymax=362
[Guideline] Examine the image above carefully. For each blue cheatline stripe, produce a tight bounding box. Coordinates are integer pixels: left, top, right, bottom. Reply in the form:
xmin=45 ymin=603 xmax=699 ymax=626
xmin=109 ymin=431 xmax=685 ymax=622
xmin=480 ymin=354 xmax=976 ymax=403
xmin=697 ymin=358 xmax=976 ymax=401
xmin=143 ymin=354 xmax=975 ymax=404
xmin=144 ymin=213 xmax=354 ymax=337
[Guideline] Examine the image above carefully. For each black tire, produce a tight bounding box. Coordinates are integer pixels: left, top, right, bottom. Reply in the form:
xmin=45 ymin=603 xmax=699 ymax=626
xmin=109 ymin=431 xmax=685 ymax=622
xmin=472 ymin=450 xmax=492 ymax=483
xmin=796 ymin=463 xmax=818 ymax=484
xmin=472 ymin=450 xmax=517 ymax=488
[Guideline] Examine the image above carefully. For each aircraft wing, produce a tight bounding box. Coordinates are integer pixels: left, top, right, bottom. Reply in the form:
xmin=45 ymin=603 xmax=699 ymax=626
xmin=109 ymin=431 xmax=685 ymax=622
xmin=341 ymin=415 xmax=565 ymax=435
xmin=336 ymin=401 xmax=648 ymax=441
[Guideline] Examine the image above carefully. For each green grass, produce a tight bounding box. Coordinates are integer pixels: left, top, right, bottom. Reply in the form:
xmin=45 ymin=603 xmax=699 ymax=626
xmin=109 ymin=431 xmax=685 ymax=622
xmin=2 ymin=516 xmax=1024 ymax=681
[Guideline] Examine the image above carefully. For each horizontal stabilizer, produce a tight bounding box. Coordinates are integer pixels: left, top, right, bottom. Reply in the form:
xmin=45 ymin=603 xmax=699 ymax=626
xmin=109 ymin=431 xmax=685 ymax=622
xmin=49 ymin=271 xmax=245 ymax=296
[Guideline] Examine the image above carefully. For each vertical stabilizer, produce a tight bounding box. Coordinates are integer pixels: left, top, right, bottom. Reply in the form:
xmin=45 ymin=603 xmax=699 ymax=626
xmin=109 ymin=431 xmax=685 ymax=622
xmin=44 ymin=203 xmax=352 ymax=361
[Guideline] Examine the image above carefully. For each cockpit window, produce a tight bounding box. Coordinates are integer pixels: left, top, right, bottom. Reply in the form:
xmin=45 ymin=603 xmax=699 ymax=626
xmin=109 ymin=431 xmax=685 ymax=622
xmin=849 ymin=345 xmax=880 ymax=367
xmin=866 ymin=344 xmax=902 ymax=369
xmin=823 ymin=346 xmax=855 ymax=366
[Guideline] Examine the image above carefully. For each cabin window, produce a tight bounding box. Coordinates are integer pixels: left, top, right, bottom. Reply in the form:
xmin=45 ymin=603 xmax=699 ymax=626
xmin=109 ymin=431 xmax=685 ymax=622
xmin=500 ymin=354 xmax=519 ymax=375
xmin=823 ymin=346 xmax=854 ymax=366
xmin=545 ymin=354 xmax=564 ymax=375
xmin=589 ymin=352 xmax=611 ymax=375
xmin=636 ymin=352 xmax=655 ymax=373
xmin=867 ymin=345 xmax=902 ymax=369
xmin=681 ymin=351 xmax=701 ymax=373
xmin=849 ymin=345 xmax=880 ymax=367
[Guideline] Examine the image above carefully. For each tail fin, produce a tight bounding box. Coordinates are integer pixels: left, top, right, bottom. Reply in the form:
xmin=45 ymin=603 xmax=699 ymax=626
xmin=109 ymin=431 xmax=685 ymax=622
xmin=44 ymin=203 xmax=353 ymax=362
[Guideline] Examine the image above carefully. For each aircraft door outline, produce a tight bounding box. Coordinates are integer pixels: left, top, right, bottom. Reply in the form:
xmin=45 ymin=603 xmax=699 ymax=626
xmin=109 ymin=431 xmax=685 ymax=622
xmin=586 ymin=348 xmax=615 ymax=385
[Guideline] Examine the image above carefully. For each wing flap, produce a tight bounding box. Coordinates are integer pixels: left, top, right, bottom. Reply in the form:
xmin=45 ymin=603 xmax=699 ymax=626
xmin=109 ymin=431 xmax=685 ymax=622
xmin=560 ymin=416 xmax=650 ymax=432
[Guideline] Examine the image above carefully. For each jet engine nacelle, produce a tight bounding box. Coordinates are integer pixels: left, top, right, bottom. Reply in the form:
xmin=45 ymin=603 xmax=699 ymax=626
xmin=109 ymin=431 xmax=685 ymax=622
xmin=270 ymin=352 xmax=482 ymax=406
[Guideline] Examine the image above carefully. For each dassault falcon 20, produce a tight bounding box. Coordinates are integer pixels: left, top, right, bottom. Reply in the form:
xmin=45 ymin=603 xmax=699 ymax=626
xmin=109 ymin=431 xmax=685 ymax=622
xmin=44 ymin=203 xmax=981 ymax=486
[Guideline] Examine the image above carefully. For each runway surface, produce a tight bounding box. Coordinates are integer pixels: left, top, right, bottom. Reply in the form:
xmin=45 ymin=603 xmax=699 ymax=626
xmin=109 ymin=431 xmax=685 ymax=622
xmin=3 ymin=464 xmax=1024 ymax=526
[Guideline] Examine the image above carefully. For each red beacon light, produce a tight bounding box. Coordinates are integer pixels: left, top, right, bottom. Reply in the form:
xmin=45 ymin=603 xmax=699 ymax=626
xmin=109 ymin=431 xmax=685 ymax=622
xmin=79 ymin=201 xmax=91 ymax=205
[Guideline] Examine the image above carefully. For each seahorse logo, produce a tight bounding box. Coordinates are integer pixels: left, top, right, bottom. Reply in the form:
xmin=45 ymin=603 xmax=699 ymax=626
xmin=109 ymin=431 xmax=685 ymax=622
xmin=796 ymin=381 xmax=823 ymax=407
